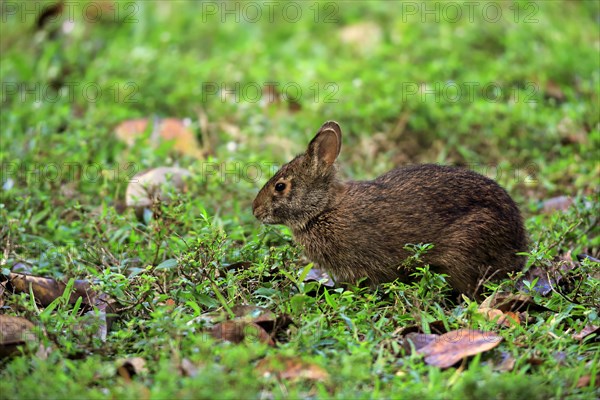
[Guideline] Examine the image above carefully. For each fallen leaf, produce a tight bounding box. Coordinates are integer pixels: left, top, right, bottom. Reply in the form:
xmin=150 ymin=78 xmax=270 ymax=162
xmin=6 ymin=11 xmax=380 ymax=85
xmin=479 ymin=307 xmax=502 ymax=320
xmin=339 ymin=21 xmax=382 ymax=53
xmin=116 ymin=357 xmax=147 ymax=381
xmin=557 ymin=250 xmax=579 ymax=273
xmin=180 ymin=358 xmax=201 ymax=377
xmin=526 ymin=356 xmax=545 ymax=366
xmin=10 ymin=262 xmax=31 ymax=273
xmin=552 ymin=351 xmax=568 ymax=365
xmin=125 ymin=166 xmax=192 ymax=213
xmin=6 ymin=273 xmax=118 ymax=333
xmin=478 ymin=307 xmax=521 ymax=327
xmin=544 ymin=80 xmax=565 ymax=101
xmin=503 ymin=312 xmax=520 ymax=326
xmin=221 ymin=305 xmax=292 ymax=343
xmin=256 ymin=355 xmax=329 ymax=381
xmin=211 ymin=321 xmax=274 ymax=346
xmin=521 ymin=250 xmax=594 ymax=296
xmin=557 ymin=117 xmax=588 ymax=145
xmin=480 ymin=293 xmax=552 ymax=312
xmin=576 ymin=374 xmax=600 ymax=388
xmin=492 ymin=351 xmax=516 ymax=372
xmin=403 ymin=332 xmax=439 ymax=353
xmin=83 ymin=0 xmax=117 ymax=22
xmin=114 ymin=118 xmax=148 ymax=145
xmin=518 ymin=266 xmax=555 ymax=296
xmin=541 ymin=196 xmax=573 ymax=213
xmin=0 ymin=315 xmax=39 ymax=358
xmin=255 ymin=314 xmax=294 ymax=339
xmin=7 ymin=273 xmax=95 ymax=306
xmin=304 ymin=268 xmax=335 ymax=287
xmin=232 ymin=305 xmax=292 ymax=333
xmin=69 ymin=309 xmax=109 ymax=343
xmin=231 ymin=305 xmax=276 ymax=321
xmin=164 ymin=299 xmax=176 ymax=307
xmin=572 ymin=325 xmax=599 ymax=342
xmin=115 ymin=117 xmax=203 ymax=158
xmin=417 ymin=329 xmax=503 ymax=368
xmin=160 ymin=118 xmax=202 ymax=156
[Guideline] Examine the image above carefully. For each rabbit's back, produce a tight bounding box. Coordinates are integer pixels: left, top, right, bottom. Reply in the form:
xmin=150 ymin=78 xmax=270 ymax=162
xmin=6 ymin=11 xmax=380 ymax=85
xmin=295 ymin=164 xmax=526 ymax=294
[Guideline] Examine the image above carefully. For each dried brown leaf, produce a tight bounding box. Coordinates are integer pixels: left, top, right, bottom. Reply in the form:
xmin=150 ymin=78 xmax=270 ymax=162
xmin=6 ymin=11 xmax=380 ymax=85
xmin=478 ymin=307 xmax=521 ymax=327
xmin=545 ymin=80 xmax=565 ymax=101
xmin=256 ymin=314 xmax=294 ymax=337
xmin=125 ymin=166 xmax=192 ymax=209
xmin=526 ymin=356 xmax=545 ymax=366
xmin=7 ymin=273 xmax=95 ymax=306
xmin=519 ymin=266 xmax=555 ymax=296
xmin=541 ymin=196 xmax=573 ymax=213
xmin=116 ymin=357 xmax=147 ymax=381
xmin=211 ymin=321 xmax=274 ymax=346
xmin=77 ymin=309 xmax=108 ymax=342
xmin=0 ymin=315 xmax=39 ymax=358
xmin=256 ymin=83 xmax=301 ymax=112
xmin=572 ymin=325 xmax=599 ymax=342
xmin=403 ymin=332 xmax=439 ymax=353
xmin=417 ymin=329 xmax=503 ymax=368
xmin=492 ymin=351 xmax=516 ymax=372
xmin=304 ymin=268 xmax=335 ymax=287
xmin=115 ymin=117 xmax=203 ymax=158
xmin=6 ymin=273 xmax=118 ymax=333
xmin=114 ymin=118 xmax=149 ymax=145
xmin=339 ymin=22 xmax=382 ymax=53
xmin=228 ymin=305 xmax=293 ymax=339
xmin=180 ymin=358 xmax=201 ymax=377
xmin=256 ymin=355 xmax=329 ymax=381
xmin=480 ymin=293 xmax=551 ymax=313
xmin=557 ymin=117 xmax=588 ymax=145
xmin=231 ymin=305 xmax=275 ymax=321
xmin=502 ymin=312 xmax=521 ymax=327
xmin=576 ymin=374 xmax=600 ymax=388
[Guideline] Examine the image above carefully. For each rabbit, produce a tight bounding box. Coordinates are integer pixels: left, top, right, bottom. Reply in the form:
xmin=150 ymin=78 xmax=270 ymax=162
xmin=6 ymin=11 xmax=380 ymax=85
xmin=252 ymin=121 xmax=527 ymax=296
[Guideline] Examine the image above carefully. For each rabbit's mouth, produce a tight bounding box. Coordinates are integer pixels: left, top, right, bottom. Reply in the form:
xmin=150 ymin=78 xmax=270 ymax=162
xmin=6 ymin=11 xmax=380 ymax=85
xmin=255 ymin=215 xmax=278 ymax=225
xmin=253 ymin=208 xmax=285 ymax=226
xmin=252 ymin=205 xmax=273 ymax=224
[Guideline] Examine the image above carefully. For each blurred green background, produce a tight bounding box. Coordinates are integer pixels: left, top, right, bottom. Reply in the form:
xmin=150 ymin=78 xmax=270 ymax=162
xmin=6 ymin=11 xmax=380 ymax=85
xmin=1 ymin=1 xmax=599 ymax=398
xmin=2 ymin=0 xmax=598 ymax=205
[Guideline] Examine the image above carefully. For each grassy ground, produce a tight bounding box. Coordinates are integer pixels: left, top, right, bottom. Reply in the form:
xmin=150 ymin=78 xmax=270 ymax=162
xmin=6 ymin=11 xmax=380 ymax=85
xmin=1 ymin=0 xmax=599 ymax=398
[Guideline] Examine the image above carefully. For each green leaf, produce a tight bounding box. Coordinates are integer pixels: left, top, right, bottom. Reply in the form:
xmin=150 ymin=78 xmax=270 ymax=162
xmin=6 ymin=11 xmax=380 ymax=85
xmin=155 ymin=259 xmax=178 ymax=270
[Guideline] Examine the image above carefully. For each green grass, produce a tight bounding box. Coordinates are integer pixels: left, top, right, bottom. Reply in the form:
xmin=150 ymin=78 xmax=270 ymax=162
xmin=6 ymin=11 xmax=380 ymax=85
xmin=1 ymin=0 xmax=599 ymax=398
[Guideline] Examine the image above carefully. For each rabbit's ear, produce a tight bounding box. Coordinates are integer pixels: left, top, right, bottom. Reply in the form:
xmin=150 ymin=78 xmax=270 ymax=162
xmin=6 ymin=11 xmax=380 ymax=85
xmin=306 ymin=121 xmax=342 ymax=170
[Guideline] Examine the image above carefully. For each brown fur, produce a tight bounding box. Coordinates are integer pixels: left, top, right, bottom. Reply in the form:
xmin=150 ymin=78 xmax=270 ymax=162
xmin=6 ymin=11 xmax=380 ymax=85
xmin=253 ymin=121 xmax=527 ymax=296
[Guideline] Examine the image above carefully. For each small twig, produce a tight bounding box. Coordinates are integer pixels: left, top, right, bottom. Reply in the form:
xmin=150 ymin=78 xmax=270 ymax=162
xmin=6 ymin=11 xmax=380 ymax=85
xmin=115 ymin=289 xmax=152 ymax=313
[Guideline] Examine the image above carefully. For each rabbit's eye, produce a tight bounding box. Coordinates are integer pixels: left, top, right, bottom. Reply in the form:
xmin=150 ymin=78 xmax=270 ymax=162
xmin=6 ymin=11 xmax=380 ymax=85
xmin=275 ymin=182 xmax=286 ymax=192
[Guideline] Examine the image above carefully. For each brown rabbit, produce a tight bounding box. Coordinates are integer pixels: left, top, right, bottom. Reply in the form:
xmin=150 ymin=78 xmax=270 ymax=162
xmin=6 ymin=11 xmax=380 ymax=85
xmin=252 ymin=121 xmax=527 ymax=296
